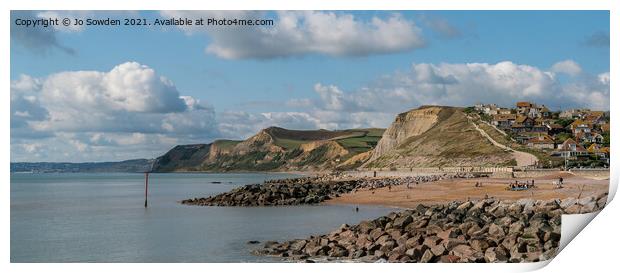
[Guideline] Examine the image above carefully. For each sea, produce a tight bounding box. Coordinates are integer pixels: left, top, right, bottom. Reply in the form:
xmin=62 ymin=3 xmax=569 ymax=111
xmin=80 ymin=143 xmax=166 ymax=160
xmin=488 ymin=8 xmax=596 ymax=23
xmin=10 ymin=172 xmax=396 ymax=262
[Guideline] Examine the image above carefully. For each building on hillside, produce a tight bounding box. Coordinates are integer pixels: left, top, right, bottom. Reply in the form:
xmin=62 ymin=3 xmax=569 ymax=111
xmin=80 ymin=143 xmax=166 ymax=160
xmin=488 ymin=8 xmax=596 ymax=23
xmin=583 ymin=111 xmax=607 ymax=125
xmin=516 ymin=116 xmax=535 ymax=127
xmin=474 ymin=104 xmax=499 ymax=115
xmin=511 ymin=116 xmax=548 ymax=134
xmin=534 ymin=117 xmax=552 ymax=126
xmin=538 ymin=105 xmax=552 ymax=119
xmin=577 ymin=132 xmax=604 ymax=144
xmin=526 ymin=107 xmax=541 ymax=118
xmin=516 ymin=102 xmax=535 ymax=115
xmin=557 ymin=138 xmax=588 ymax=157
xmin=510 ymin=116 xmax=534 ymax=134
xmin=492 ymin=114 xmax=517 ymax=129
xmin=526 ymin=134 xmax=555 ymax=149
xmin=498 ymin=108 xmax=513 ymax=115
xmin=515 ymin=102 xmax=552 ymax=119
xmin=569 ymin=120 xmax=593 ymax=135
xmin=587 ymin=144 xmax=610 ymax=164
xmin=587 ymin=143 xmax=609 ymax=156
xmin=559 ymin=108 xmax=589 ymax=119
xmin=546 ymin=123 xmax=566 ymax=135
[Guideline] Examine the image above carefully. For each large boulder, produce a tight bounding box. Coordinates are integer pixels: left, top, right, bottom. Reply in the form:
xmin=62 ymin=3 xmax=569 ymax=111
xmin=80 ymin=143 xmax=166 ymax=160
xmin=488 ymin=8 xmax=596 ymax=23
xmin=484 ymin=247 xmax=508 ymax=262
xmin=393 ymin=215 xmax=413 ymax=229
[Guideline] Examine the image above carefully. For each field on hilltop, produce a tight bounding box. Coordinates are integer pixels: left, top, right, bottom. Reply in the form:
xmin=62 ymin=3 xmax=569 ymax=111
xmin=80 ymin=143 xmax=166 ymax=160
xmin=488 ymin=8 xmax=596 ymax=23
xmin=152 ymin=127 xmax=385 ymax=172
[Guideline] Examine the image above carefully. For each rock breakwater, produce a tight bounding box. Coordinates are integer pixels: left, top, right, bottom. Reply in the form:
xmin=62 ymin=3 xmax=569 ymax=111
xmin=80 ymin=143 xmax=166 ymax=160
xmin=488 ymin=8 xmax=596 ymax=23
xmin=181 ymin=173 xmax=481 ymax=206
xmin=252 ymin=193 xmax=607 ymax=263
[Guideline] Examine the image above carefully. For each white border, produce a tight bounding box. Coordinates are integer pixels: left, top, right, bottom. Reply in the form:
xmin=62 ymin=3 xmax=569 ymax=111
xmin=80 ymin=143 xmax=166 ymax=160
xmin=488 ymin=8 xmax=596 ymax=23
xmin=2 ymin=1 xmax=617 ymax=272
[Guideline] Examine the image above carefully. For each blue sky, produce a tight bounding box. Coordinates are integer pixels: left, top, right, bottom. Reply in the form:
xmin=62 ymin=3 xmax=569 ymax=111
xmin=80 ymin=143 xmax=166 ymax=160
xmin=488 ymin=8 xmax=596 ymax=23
xmin=10 ymin=10 xmax=610 ymax=162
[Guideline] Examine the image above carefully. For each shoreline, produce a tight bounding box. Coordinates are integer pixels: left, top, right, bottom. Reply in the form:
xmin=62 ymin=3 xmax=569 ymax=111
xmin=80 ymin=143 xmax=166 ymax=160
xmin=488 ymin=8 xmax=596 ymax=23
xmin=326 ymin=175 xmax=608 ymax=209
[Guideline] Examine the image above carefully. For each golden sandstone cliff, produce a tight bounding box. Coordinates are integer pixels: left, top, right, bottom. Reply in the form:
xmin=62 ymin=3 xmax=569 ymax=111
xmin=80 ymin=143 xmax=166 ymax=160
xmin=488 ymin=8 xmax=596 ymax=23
xmin=153 ymin=106 xmax=515 ymax=172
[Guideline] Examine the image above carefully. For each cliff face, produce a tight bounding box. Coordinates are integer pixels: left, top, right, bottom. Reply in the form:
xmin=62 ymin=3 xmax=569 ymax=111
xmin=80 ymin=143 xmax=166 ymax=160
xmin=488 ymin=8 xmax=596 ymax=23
xmin=152 ymin=127 xmax=384 ymax=172
xmin=368 ymin=106 xmax=442 ymax=163
xmin=364 ymin=106 xmax=514 ymax=168
xmin=153 ymin=106 xmax=515 ymax=172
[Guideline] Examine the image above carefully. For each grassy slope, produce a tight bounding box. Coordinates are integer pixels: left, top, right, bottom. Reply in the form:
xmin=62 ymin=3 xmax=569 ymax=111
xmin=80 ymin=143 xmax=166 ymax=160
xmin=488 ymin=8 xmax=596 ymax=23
xmin=213 ymin=139 xmax=242 ymax=150
xmin=155 ymin=127 xmax=386 ymax=172
xmin=272 ymin=137 xmax=310 ymax=150
xmin=271 ymin=128 xmax=385 ymax=154
xmin=367 ymin=108 xmax=514 ymax=168
xmin=336 ymin=131 xmax=383 ymax=153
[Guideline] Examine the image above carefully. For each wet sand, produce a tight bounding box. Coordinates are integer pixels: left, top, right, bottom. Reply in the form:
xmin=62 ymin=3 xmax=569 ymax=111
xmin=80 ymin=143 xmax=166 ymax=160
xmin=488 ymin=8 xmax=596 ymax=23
xmin=326 ymin=173 xmax=609 ymax=209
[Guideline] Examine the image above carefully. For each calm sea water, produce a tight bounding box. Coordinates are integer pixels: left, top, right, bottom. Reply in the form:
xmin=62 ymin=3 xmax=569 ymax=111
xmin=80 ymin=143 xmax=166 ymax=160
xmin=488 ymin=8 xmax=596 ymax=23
xmin=10 ymin=172 xmax=396 ymax=262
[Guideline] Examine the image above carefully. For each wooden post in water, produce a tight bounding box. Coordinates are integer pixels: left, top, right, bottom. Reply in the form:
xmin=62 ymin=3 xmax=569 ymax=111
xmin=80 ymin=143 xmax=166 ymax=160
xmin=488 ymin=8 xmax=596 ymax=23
xmin=144 ymin=172 xmax=149 ymax=208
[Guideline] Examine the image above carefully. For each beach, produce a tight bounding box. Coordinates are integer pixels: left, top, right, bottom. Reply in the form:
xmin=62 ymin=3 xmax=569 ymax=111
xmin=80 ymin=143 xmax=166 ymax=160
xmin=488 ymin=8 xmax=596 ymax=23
xmin=326 ymin=173 xmax=609 ymax=209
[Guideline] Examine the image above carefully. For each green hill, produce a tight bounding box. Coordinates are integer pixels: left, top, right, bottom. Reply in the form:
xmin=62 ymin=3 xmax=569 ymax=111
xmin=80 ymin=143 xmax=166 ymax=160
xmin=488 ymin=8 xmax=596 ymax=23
xmin=152 ymin=127 xmax=385 ymax=172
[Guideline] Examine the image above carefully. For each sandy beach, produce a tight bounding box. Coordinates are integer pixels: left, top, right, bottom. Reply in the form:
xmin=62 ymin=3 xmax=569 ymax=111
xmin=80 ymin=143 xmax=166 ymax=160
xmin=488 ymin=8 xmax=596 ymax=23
xmin=326 ymin=173 xmax=609 ymax=209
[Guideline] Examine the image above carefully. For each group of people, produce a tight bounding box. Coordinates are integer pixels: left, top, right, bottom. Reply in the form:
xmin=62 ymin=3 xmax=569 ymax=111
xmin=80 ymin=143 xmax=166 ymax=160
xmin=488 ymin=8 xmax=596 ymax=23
xmin=508 ymin=180 xmax=536 ymax=190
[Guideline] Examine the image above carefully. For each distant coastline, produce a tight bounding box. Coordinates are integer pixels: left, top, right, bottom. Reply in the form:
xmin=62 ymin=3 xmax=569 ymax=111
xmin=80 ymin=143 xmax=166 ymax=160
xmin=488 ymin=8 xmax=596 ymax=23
xmin=10 ymin=159 xmax=153 ymax=173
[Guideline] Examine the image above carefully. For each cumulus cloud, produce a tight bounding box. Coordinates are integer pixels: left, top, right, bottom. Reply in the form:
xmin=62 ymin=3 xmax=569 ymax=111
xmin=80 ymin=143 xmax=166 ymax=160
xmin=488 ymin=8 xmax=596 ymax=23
xmin=160 ymin=11 xmax=425 ymax=59
xmin=10 ymin=62 xmax=219 ymax=162
xmin=292 ymin=61 xmax=608 ymax=115
xmin=551 ymin=60 xmax=582 ymax=76
xmin=44 ymin=62 xmax=187 ymax=113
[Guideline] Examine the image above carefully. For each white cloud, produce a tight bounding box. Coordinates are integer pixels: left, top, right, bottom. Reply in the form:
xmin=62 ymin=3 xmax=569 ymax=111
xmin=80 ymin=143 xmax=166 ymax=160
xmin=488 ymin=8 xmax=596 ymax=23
xmin=598 ymin=72 xmax=610 ymax=85
xmin=292 ymin=61 xmax=608 ymax=115
xmin=41 ymin=62 xmax=187 ymax=114
xmin=216 ymin=111 xmax=322 ymax=139
xmin=11 ymin=62 xmax=219 ymax=162
xmin=551 ymin=60 xmax=582 ymax=76
xmin=160 ymin=11 xmax=425 ymax=59
xmin=15 ymin=62 xmax=203 ymax=136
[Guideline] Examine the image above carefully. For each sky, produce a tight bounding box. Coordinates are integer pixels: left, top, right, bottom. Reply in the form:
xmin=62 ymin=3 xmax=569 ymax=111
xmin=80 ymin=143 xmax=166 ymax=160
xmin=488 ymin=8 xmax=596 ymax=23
xmin=10 ymin=10 xmax=610 ymax=162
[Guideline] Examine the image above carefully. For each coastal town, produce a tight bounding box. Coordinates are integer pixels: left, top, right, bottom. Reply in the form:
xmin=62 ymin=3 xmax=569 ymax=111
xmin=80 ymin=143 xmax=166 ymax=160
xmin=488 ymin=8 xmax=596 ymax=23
xmin=470 ymin=102 xmax=610 ymax=169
